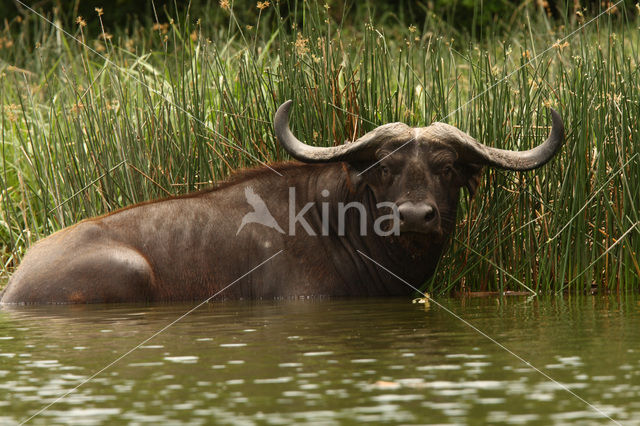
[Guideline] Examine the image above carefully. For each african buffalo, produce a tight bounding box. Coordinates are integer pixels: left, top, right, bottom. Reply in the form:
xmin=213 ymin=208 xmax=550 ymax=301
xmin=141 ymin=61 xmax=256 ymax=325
xmin=0 ymin=100 xmax=563 ymax=303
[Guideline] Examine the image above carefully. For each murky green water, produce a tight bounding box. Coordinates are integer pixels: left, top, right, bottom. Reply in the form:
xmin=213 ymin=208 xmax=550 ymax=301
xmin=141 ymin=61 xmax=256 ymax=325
xmin=0 ymin=296 xmax=639 ymax=425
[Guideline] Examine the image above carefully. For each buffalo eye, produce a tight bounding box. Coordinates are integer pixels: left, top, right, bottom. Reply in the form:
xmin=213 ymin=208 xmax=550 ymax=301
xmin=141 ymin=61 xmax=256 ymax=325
xmin=440 ymin=164 xmax=454 ymax=179
xmin=380 ymin=165 xmax=391 ymax=179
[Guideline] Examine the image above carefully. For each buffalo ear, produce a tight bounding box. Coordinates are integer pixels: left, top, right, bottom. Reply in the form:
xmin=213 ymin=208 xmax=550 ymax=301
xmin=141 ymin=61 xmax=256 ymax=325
xmin=459 ymin=163 xmax=484 ymax=198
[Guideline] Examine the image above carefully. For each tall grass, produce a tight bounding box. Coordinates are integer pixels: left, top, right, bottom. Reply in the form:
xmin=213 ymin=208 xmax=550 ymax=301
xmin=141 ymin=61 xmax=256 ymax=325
xmin=0 ymin=2 xmax=638 ymax=295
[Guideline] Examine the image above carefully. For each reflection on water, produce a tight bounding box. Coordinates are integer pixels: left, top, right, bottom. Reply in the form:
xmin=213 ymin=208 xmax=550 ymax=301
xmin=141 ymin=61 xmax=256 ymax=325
xmin=0 ymin=296 xmax=639 ymax=425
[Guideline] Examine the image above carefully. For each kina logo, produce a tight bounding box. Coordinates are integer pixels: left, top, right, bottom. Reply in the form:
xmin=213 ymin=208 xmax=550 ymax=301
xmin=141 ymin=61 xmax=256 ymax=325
xmin=236 ymin=187 xmax=285 ymax=235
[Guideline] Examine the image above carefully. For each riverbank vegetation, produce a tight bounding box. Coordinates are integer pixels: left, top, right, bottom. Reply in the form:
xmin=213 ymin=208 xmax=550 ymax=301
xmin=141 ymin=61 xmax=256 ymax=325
xmin=0 ymin=1 xmax=638 ymax=295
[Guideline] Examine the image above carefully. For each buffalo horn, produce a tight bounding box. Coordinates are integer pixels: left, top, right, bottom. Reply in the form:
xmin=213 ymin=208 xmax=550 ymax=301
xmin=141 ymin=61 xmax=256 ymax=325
xmin=274 ymin=100 xmax=409 ymax=163
xmin=430 ymin=109 xmax=564 ymax=171
xmin=275 ymin=99 xmax=564 ymax=171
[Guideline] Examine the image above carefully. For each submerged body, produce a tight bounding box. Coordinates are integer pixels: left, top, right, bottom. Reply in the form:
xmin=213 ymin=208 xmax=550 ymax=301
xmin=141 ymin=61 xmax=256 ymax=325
xmin=1 ymin=100 xmax=563 ymax=304
xmin=1 ymin=163 xmax=445 ymax=303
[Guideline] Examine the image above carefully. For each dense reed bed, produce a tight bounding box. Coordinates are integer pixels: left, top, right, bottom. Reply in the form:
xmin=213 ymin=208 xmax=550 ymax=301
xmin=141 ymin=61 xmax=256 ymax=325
xmin=0 ymin=2 xmax=638 ymax=295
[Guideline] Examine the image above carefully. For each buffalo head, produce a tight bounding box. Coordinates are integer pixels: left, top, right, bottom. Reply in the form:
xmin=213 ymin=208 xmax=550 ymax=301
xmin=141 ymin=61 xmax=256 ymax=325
xmin=275 ymin=100 xmax=564 ymax=239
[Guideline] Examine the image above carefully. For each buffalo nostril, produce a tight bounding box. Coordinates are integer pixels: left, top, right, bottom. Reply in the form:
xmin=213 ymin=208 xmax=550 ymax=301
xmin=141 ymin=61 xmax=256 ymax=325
xmin=424 ymin=206 xmax=436 ymax=222
xmin=398 ymin=203 xmax=437 ymax=229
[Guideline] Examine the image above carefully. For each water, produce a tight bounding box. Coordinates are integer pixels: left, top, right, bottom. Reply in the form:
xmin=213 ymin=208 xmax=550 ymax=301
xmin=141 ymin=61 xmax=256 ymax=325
xmin=0 ymin=296 xmax=639 ymax=425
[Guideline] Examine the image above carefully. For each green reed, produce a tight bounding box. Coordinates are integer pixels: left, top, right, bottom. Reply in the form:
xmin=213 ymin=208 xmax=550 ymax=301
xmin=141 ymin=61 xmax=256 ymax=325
xmin=0 ymin=2 xmax=638 ymax=294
